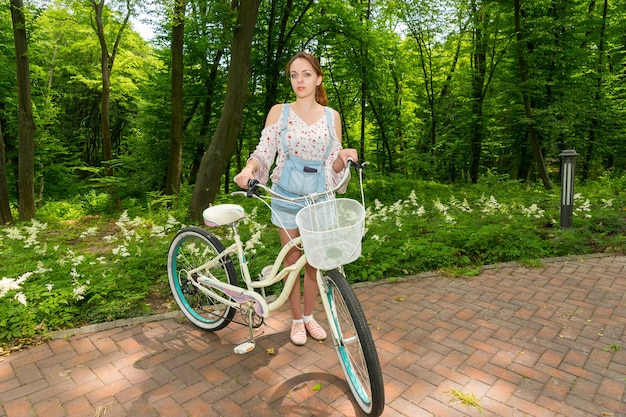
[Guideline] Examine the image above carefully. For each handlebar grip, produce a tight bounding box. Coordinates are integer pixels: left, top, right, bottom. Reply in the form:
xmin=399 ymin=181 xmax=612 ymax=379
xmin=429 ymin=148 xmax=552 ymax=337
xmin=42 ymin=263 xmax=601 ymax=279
xmin=347 ymin=158 xmax=367 ymax=170
xmin=246 ymin=179 xmax=259 ymax=198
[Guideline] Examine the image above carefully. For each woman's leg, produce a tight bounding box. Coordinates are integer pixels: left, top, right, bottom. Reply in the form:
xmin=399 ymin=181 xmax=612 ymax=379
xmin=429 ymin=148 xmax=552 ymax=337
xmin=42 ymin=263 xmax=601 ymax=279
xmin=302 ymin=262 xmax=327 ymax=340
xmin=279 ymin=228 xmax=302 ymax=319
xmin=302 ymin=262 xmax=318 ymax=317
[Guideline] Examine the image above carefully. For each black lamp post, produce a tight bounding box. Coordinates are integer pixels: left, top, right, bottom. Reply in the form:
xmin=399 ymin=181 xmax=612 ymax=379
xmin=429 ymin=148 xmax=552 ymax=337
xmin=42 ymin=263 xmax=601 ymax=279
xmin=559 ymin=150 xmax=578 ymax=228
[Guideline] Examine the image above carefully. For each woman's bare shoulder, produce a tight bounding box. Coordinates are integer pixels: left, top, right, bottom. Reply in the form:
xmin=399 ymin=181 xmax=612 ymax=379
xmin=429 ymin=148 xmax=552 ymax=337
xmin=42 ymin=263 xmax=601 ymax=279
xmin=265 ymin=103 xmax=285 ymax=127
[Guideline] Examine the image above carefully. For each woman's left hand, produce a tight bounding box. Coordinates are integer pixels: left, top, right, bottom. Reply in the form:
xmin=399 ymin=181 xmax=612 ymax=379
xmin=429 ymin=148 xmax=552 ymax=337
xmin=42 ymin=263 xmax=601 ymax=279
xmin=338 ymin=148 xmax=358 ymax=168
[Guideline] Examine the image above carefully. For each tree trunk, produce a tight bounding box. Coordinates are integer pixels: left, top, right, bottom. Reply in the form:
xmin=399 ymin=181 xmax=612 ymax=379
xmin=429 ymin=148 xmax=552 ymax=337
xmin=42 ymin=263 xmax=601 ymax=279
xmin=262 ymin=0 xmax=314 ymax=115
xmin=189 ymin=0 xmax=261 ymax=220
xmin=91 ymin=0 xmax=131 ymax=176
xmin=514 ymin=0 xmax=553 ymax=190
xmin=0 ymin=122 xmax=13 ymax=225
xmin=582 ymin=0 xmax=608 ymax=181
xmin=92 ymin=0 xmax=113 ymax=175
xmin=469 ymin=0 xmax=487 ymax=184
xmin=189 ymin=49 xmax=224 ymax=184
xmin=166 ymin=0 xmax=186 ymax=195
xmin=11 ymin=0 xmax=36 ymax=221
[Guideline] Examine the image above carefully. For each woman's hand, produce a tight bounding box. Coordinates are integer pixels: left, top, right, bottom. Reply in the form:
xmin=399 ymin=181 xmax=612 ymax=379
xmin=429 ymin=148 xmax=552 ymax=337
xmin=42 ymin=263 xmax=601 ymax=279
xmin=235 ymin=163 xmax=257 ymax=189
xmin=334 ymin=148 xmax=358 ymax=172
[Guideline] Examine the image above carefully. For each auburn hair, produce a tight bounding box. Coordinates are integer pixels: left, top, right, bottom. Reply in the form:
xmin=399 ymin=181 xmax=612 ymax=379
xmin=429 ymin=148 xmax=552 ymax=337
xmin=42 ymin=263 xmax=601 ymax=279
xmin=286 ymin=51 xmax=328 ymax=106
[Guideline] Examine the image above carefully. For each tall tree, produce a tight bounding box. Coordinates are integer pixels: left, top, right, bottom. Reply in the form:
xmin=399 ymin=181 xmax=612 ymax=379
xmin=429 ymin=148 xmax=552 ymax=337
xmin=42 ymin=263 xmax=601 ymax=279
xmin=189 ymin=0 xmax=261 ymax=220
xmin=262 ymin=0 xmax=315 ymax=115
xmin=514 ymin=0 xmax=553 ymax=190
xmin=166 ymin=0 xmax=186 ymax=195
xmin=581 ymin=0 xmax=609 ymax=180
xmin=468 ymin=0 xmax=487 ymax=183
xmin=10 ymin=0 xmax=36 ymax=220
xmin=90 ymin=0 xmax=132 ymax=176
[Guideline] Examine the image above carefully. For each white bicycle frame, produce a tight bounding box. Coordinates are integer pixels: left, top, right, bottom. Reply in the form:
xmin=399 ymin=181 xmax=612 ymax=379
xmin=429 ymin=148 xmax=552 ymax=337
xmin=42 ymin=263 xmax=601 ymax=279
xmin=187 ymin=162 xmax=364 ymax=352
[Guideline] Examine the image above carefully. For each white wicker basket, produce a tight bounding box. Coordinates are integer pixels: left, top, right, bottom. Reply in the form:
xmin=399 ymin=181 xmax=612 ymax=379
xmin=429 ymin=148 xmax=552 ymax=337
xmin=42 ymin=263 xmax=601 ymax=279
xmin=296 ymin=198 xmax=365 ymax=270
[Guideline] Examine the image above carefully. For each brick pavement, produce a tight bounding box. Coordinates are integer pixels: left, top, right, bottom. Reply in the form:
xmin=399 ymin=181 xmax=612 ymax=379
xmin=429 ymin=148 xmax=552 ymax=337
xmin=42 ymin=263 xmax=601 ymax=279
xmin=1 ymin=254 xmax=625 ymax=416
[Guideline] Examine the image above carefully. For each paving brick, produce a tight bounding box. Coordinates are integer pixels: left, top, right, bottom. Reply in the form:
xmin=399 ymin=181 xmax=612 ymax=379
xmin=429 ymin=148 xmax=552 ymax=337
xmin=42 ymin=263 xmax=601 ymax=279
xmin=0 ymin=255 xmax=624 ymax=416
xmin=2 ymin=398 xmax=36 ymax=417
xmin=62 ymin=396 xmax=93 ymax=416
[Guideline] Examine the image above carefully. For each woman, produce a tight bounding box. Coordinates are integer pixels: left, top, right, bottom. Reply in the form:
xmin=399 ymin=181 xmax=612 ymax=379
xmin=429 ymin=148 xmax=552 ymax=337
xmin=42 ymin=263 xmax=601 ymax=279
xmin=235 ymin=51 xmax=358 ymax=346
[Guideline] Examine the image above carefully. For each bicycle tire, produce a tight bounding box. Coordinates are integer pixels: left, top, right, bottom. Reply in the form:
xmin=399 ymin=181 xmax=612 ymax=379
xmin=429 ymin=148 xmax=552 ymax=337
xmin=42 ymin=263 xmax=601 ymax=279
xmin=322 ymin=269 xmax=385 ymax=416
xmin=167 ymin=226 xmax=238 ymax=331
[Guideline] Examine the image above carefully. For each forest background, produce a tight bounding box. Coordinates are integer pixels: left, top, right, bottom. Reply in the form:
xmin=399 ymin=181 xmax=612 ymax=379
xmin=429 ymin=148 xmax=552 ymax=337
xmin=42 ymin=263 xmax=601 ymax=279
xmin=0 ymin=0 xmax=625 ymax=345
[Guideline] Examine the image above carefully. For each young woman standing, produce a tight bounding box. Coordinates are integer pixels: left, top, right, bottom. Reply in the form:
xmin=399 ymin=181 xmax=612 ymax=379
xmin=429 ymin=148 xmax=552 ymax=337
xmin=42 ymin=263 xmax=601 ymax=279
xmin=235 ymin=51 xmax=358 ymax=345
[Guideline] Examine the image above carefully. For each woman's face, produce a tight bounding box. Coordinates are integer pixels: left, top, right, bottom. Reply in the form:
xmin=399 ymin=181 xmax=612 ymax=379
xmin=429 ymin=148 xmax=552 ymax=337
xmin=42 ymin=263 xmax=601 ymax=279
xmin=289 ymin=58 xmax=322 ymax=100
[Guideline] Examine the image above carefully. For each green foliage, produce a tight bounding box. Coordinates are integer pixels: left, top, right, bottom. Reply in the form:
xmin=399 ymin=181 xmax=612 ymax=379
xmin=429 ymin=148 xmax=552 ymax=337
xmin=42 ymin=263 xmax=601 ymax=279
xmin=2 ymin=0 xmax=626 ymax=349
xmin=1 ymin=175 xmax=625 ymax=347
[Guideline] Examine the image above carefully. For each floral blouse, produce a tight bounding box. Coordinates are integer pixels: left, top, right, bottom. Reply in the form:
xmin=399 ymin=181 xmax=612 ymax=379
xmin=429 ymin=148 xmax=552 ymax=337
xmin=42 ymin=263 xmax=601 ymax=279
xmin=248 ymin=105 xmax=346 ymax=191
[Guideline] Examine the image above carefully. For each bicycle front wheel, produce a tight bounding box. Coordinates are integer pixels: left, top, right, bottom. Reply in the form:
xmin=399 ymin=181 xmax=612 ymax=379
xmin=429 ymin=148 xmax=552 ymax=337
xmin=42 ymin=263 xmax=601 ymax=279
xmin=321 ymin=269 xmax=385 ymax=416
xmin=167 ymin=226 xmax=238 ymax=331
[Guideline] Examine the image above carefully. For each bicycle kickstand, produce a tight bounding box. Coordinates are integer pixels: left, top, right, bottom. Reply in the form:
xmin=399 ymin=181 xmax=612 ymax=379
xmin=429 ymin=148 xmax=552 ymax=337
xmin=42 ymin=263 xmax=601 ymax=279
xmin=233 ymin=308 xmax=256 ymax=354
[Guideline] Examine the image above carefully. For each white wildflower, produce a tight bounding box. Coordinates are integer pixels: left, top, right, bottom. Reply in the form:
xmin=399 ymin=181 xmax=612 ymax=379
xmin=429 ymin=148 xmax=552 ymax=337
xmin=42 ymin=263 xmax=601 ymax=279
xmin=577 ymin=199 xmax=592 ymax=212
xmin=80 ymin=227 xmax=98 ymax=238
xmin=112 ymin=245 xmax=131 ymax=257
xmin=481 ymin=195 xmax=502 ymax=215
xmin=14 ymin=292 xmax=27 ymax=306
xmin=521 ymin=203 xmax=545 ymax=219
xmin=601 ymin=199 xmax=613 ymax=208
xmin=130 ymin=216 xmax=146 ymax=227
xmin=116 ymin=210 xmax=130 ymax=226
xmin=390 ymin=200 xmax=403 ymax=216
xmin=444 ymin=213 xmax=457 ymax=224
xmin=34 ymin=262 xmax=52 ymax=274
xmin=45 ymin=283 xmax=54 ymax=292
xmin=73 ymin=285 xmax=87 ymax=301
xmin=434 ymin=198 xmax=455 ymax=223
xmin=434 ymin=198 xmax=449 ymax=213
xmin=450 ymin=196 xmax=472 ymax=213
xmin=72 ymin=255 xmax=86 ymax=267
xmin=150 ymin=225 xmax=166 ymax=237
xmin=0 ymin=272 xmax=32 ymax=298
xmin=23 ymin=220 xmax=47 ymax=248
xmin=5 ymin=227 xmax=24 ymax=240
xmin=35 ymin=243 xmax=48 ymax=255
xmin=165 ymin=215 xmax=180 ymax=231
xmin=245 ymin=229 xmax=264 ymax=255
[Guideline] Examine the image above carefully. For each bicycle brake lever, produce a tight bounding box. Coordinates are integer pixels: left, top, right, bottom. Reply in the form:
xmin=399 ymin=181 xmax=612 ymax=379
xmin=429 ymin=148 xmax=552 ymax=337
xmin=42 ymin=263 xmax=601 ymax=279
xmin=348 ymin=159 xmax=368 ymax=170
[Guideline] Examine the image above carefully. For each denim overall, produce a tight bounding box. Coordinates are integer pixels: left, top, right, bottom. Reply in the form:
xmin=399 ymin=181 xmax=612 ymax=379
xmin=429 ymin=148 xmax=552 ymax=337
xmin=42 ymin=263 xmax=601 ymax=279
xmin=271 ymin=104 xmax=335 ymax=229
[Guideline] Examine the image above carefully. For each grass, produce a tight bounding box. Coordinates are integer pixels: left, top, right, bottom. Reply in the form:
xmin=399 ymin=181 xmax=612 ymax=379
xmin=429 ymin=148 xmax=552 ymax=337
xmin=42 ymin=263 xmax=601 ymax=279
xmin=448 ymin=388 xmax=484 ymax=413
xmin=1 ymin=172 xmax=624 ymax=349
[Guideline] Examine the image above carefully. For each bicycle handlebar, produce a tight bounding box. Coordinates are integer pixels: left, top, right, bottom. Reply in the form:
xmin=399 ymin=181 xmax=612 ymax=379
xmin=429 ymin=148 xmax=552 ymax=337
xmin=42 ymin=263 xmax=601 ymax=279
xmin=233 ymin=158 xmax=366 ymax=202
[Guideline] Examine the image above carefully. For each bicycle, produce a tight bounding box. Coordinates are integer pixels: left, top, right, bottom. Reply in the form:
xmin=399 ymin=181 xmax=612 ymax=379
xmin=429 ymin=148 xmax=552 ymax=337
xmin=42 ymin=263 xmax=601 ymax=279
xmin=167 ymin=160 xmax=385 ymax=416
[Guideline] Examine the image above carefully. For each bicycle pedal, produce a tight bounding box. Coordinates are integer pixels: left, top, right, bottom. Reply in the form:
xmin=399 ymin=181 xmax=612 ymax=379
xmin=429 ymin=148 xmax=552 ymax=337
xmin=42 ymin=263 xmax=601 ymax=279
xmin=234 ymin=341 xmax=256 ymax=354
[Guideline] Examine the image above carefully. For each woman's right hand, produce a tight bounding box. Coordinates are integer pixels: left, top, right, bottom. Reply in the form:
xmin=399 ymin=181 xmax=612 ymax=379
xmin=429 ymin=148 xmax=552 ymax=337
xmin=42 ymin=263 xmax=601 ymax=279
xmin=235 ymin=166 xmax=255 ymax=189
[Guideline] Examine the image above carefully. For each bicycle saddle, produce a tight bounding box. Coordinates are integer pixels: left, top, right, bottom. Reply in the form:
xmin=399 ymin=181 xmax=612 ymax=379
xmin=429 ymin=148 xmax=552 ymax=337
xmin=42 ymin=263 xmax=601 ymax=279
xmin=203 ymin=204 xmax=246 ymax=226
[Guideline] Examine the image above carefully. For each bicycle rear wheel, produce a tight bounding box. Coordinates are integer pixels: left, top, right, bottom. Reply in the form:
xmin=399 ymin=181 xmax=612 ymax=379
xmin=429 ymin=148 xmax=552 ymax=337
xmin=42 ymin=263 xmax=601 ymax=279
xmin=167 ymin=226 xmax=238 ymax=331
xmin=321 ymin=269 xmax=385 ymax=416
